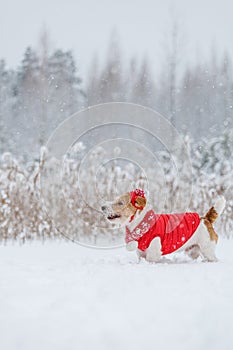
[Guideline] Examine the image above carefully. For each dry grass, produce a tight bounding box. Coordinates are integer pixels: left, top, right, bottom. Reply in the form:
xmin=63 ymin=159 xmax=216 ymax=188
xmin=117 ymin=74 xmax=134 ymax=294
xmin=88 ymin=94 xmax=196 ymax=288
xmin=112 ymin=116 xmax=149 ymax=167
xmin=0 ymin=148 xmax=232 ymax=244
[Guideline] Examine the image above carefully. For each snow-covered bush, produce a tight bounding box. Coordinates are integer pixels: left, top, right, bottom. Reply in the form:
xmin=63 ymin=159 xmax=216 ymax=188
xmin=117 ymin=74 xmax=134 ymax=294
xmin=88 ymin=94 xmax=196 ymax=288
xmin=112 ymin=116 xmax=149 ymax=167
xmin=0 ymin=152 xmax=54 ymax=244
xmin=0 ymin=132 xmax=233 ymax=244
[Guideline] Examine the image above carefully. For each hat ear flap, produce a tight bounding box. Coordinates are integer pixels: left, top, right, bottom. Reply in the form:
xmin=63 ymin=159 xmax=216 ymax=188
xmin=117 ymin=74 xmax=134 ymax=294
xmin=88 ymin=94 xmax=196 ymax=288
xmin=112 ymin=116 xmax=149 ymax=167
xmin=135 ymin=196 xmax=146 ymax=208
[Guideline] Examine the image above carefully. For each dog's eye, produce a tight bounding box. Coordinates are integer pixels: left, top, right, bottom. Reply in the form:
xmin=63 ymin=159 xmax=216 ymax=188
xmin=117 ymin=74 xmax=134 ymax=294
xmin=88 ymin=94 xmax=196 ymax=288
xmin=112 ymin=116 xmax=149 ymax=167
xmin=117 ymin=201 xmax=124 ymax=206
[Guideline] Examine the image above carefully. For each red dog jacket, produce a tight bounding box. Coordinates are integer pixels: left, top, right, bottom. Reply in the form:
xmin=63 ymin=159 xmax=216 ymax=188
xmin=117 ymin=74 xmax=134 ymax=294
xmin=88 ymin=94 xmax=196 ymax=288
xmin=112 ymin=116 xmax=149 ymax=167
xmin=125 ymin=210 xmax=200 ymax=255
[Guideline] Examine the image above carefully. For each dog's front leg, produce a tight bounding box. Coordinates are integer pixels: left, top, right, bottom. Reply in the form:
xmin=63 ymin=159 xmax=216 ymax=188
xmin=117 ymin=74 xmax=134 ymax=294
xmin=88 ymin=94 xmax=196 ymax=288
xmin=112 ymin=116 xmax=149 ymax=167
xmin=137 ymin=249 xmax=146 ymax=262
xmin=146 ymin=237 xmax=162 ymax=263
xmin=126 ymin=241 xmax=138 ymax=251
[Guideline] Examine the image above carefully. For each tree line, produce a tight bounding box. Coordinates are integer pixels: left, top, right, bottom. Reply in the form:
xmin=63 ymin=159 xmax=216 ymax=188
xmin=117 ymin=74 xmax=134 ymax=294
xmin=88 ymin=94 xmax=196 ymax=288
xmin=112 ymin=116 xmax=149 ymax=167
xmin=0 ymin=30 xmax=233 ymax=160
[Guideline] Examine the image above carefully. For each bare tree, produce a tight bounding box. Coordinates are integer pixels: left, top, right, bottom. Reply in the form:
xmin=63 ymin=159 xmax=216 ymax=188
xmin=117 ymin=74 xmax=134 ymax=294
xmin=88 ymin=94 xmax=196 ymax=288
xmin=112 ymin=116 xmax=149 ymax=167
xmin=220 ymin=51 xmax=233 ymax=126
xmin=38 ymin=26 xmax=51 ymax=146
xmin=159 ymin=17 xmax=185 ymax=127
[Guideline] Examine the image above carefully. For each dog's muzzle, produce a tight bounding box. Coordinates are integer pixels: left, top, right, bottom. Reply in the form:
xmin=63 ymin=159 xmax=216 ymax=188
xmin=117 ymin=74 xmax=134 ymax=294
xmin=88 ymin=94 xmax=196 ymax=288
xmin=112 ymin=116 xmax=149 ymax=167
xmin=107 ymin=214 xmax=121 ymax=220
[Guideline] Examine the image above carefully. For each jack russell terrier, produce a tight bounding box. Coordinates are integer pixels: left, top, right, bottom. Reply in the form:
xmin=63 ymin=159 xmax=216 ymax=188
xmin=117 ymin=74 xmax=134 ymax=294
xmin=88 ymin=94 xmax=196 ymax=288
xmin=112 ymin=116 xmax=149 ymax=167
xmin=101 ymin=189 xmax=226 ymax=262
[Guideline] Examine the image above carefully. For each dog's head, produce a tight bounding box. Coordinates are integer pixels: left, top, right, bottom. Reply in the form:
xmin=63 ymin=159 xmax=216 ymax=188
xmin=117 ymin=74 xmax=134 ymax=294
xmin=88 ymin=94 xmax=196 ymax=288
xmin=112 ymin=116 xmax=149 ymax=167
xmin=101 ymin=189 xmax=147 ymax=225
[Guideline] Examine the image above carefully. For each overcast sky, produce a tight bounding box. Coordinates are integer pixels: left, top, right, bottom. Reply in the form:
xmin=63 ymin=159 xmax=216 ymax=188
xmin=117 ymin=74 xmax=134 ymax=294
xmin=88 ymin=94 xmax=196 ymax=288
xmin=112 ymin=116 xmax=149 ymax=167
xmin=1 ymin=0 xmax=233 ymax=77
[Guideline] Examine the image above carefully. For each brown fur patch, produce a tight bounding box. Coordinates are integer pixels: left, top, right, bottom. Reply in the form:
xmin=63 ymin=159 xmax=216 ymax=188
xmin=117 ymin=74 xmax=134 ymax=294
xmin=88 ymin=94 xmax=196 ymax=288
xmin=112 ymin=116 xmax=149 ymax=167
xmin=111 ymin=193 xmax=146 ymax=222
xmin=202 ymin=206 xmax=219 ymax=243
xmin=203 ymin=218 xmax=218 ymax=243
xmin=135 ymin=196 xmax=147 ymax=208
xmin=204 ymin=206 xmax=218 ymax=224
xmin=111 ymin=193 xmax=137 ymax=221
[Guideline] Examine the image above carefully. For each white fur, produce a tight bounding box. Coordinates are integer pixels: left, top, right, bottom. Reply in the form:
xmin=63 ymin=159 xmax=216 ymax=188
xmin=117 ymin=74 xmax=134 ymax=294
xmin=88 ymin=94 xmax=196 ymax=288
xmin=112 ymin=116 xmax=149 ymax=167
xmin=146 ymin=237 xmax=162 ymax=262
xmin=131 ymin=197 xmax=225 ymax=263
xmin=102 ymin=193 xmax=226 ymax=263
xmin=175 ymin=221 xmax=217 ymax=261
xmin=186 ymin=245 xmax=200 ymax=260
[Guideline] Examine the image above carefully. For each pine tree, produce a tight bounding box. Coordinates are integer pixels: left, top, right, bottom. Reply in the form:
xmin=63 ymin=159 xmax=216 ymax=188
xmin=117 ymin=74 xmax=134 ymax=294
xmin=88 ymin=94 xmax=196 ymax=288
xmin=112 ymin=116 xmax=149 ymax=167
xmin=0 ymin=59 xmax=16 ymax=153
xmin=16 ymin=47 xmax=40 ymax=158
xmin=218 ymin=51 xmax=233 ymax=127
xmin=86 ymin=54 xmax=100 ymax=105
xmin=130 ymin=57 xmax=155 ymax=107
xmin=98 ymin=31 xmax=124 ymax=102
xmin=48 ymin=49 xmax=85 ymax=126
xmin=14 ymin=46 xmax=85 ymax=158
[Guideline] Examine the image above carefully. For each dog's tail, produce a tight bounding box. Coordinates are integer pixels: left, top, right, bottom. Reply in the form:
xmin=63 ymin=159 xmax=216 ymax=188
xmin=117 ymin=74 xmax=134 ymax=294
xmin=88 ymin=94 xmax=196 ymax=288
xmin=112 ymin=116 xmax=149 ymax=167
xmin=214 ymin=196 xmax=226 ymax=217
xmin=202 ymin=196 xmax=226 ymax=243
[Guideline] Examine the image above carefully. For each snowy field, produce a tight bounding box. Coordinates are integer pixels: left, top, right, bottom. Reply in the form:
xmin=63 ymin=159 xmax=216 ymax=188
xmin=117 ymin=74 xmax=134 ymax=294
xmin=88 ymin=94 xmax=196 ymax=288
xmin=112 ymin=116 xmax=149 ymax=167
xmin=1 ymin=239 xmax=233 ymax=350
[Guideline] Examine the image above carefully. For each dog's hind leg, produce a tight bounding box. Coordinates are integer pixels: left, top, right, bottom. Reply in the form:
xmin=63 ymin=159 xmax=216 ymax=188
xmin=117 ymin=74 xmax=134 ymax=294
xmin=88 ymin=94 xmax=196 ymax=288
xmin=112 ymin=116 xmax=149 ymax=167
xmin=197 ymin=223 xmax=218 ymax=262
xmin=146 ymin=237 xmax=162 ymax=263
xmin=199 ymin=241 xmax=218 ymax=262
xmin=185 ymin=244 xmax=201 ymax=260
xmin=197 ymin=197 xmax=226 ymax=262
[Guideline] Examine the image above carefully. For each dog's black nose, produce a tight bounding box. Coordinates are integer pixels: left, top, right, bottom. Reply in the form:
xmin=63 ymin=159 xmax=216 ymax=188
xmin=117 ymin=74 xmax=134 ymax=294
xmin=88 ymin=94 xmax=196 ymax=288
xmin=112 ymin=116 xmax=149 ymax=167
xmin=101 ymin=206 xmax=107 ymax=211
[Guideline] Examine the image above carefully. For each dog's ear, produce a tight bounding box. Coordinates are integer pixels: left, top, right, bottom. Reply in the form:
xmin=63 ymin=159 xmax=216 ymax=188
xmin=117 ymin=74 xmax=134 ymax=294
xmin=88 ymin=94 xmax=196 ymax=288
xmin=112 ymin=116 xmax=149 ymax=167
xmin=135 ymin=196 xmax=146 ymax=208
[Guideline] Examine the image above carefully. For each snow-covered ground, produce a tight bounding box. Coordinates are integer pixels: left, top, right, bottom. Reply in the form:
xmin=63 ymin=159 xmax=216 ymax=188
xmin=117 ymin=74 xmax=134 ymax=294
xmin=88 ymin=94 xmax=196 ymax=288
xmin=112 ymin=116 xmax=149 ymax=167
xmin=1 ymin=239 xmax=233 ymax=350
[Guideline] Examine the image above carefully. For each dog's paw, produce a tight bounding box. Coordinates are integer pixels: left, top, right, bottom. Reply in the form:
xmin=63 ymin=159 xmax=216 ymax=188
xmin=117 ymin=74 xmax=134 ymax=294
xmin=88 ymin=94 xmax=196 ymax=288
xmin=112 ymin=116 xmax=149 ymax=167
xmin=126 ymin=241 xmax=138 ymax=251
xmin=145 ymin=237 xmax=162 ymax=262
xmin=207 ymin=256 xmax=218 ymax=263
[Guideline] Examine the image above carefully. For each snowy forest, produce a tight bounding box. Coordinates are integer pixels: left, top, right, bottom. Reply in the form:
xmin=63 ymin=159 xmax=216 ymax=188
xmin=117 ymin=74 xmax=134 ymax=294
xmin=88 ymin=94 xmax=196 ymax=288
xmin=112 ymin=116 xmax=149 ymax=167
xmin=0 ymin=29 xmax=233 ymax=243
xmin=2 ymin=1 xmax=233 ymax=349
